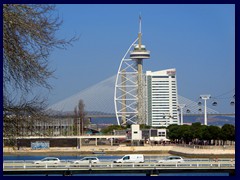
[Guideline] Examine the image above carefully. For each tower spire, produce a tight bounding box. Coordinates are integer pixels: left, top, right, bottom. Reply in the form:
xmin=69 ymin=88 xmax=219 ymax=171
xmin=138 ymin=15 xmax=142 ymax=50
xmin=139 ymin=14 xmax=142 ymax=33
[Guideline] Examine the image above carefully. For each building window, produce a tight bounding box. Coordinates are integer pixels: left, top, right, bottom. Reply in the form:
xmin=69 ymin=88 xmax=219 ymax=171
xmin=152 ymin=76 xmax=169 ymax=78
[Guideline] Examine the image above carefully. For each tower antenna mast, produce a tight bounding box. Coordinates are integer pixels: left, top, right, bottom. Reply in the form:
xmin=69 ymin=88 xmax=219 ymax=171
xmin=138 ymin=15 xmax=142 ymax=50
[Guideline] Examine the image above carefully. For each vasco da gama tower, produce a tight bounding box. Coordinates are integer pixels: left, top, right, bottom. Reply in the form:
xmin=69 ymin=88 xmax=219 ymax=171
xmin=114 ymin=17 xmax=179 ymax=126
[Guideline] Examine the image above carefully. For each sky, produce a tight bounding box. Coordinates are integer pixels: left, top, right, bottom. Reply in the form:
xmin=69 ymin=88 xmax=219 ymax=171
xmin=45 ymin=4 xmax=235 ymax=114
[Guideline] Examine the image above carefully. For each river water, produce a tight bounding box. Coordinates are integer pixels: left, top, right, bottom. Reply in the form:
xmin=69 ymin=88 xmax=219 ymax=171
xmin=3 ymin=155 xmax=229 ymax=176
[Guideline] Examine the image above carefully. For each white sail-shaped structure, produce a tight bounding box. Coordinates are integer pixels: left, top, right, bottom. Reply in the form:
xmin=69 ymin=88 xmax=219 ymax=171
xmin=114 ymin=38 xmax=139 ymax=125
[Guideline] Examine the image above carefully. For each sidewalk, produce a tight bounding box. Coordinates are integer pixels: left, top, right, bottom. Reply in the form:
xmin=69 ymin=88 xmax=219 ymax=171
xmin=3 ymin=145 xmax=235 ymax=157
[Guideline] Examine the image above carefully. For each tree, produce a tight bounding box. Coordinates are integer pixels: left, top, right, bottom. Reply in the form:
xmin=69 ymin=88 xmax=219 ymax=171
xmin=208 ymin=125 xmax=221 ymax=145
xmin=166 ymin=123 xmax=234 ymax=146
xmin=178 ymin=125 xmax=192 ymax=144
xmin=73 ymin=106 xmax=78 ymax=135
xmin=199 ymin=125 xmax=211 ymax=145
xmin=167 ymin=124 xmax=180 ymax=142
xmin=78 ymin=100 xmax=87 ymax=135
xmin=3 ymin=96 xmax=54 ymax=147
xmin=74 ymin=99 xmax=87 ymax=135
xmin=3 ymin=4 xmax=77 ymax=140
xmin=221 ymin=124 xmax=235 ymax=145
xmin=3 ymin=4 xmax=76 ymax=93
xmin=190 ymin=122 xmax=202 ymax=144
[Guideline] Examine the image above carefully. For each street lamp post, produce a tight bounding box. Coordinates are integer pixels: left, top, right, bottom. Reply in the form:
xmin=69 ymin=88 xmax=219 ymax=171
xmin=178 ymin=104 xmax=186 ymax=125
xmin=200 ymin=95 xmax=211 ymax=125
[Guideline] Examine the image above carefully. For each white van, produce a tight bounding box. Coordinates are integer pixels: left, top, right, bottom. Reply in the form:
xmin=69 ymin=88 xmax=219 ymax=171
xmin=113 ymin=154 xmax=144 ymax=163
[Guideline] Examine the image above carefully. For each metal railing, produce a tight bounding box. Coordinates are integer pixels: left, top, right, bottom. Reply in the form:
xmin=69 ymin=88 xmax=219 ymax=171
xmin=3 ymin=159 xmax=235 ymax=170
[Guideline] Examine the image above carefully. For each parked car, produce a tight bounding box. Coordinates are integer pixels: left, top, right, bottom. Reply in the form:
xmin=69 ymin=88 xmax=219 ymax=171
xmin=113 ymin=154 xmax=144 ymax=163
xmin=33 ymin=157 xmax=60 ymax=164
xmin=158 ymin=156 xmax=184 ymax=163
xmin=72 ymin=157 xmax=100 ymax=164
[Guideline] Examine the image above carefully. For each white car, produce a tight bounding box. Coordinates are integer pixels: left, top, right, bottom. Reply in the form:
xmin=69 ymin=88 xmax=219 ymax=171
xmin=158 ymin=156 xmax=184 ymax=163
xmin=113 ymin=154 xmax=144 ymax=163
xmin=72 ymin=157 xmax=100 ymax=164
xmin=33 ymin=157 xmax=60 ymax=164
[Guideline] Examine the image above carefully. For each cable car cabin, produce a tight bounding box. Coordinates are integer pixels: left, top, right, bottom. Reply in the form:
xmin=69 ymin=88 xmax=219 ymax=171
xmin=212 ymin=102 xmax=217 ymax=106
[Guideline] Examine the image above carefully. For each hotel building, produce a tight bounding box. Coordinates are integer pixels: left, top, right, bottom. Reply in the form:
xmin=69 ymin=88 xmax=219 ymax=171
xmin=146 ymin=68 xmax=179 ymax=127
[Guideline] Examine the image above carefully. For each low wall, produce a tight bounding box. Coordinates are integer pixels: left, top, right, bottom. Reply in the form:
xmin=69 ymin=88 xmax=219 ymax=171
xmin=168 ymin=146 xmax=235 ymax=158
xmin=4 ymin=138 xmax=78 ymax=148
xmin=3 ymin=145 xmax=235 ymax=158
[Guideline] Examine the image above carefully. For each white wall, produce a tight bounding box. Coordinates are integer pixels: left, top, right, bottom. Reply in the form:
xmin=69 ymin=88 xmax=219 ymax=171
xmin=131 ymin=124 xmax=142 ymax=140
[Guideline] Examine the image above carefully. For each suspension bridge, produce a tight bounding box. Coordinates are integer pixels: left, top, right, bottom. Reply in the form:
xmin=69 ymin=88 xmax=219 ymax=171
xmin=48 ymin=75 xmax=234 ymax=117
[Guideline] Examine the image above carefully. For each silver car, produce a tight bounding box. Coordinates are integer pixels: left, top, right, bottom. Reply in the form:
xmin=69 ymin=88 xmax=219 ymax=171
xmin=33 ymin=157 xmax=60 ymax=164
xmin=158 ymin=156 xmax=184 ymax=163
xmin=72 ymin=157 xmax=100 ymax=164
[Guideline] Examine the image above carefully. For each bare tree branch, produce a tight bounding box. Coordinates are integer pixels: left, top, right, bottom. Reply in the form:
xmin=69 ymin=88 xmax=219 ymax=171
xmin=3 ymin=4 xmax=78 ymax=93
xmin=3 ymin=4 xmax=79 ymax=141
